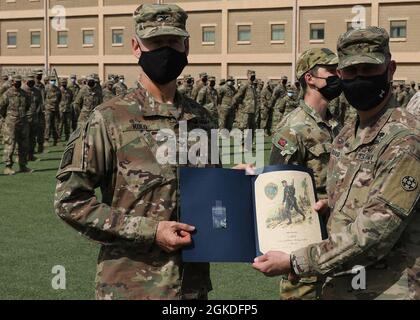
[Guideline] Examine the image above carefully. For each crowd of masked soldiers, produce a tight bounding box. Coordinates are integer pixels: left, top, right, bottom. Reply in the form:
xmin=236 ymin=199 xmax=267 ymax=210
xmin=177 ymin=71 xmax=419 ymax=136
xmin=0 ymin=70 xmax=128 ymax=175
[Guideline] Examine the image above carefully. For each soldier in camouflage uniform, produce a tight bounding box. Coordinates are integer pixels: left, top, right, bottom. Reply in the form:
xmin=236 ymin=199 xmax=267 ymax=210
xmin=178 ymin=74 xmax=193 ymax=99
xmin=232 ymin=70 xmax=257 ymax=132
xmin=0 ymin=73 xmax=12 ymax=96
xmin=113 ymin=74 xmax=128 ymax=98
xmin=33 ymin=70 xmax=46 ymax=153
xmin=68 ymin=74 xmax=81 ymax=131
xmin=22 ymin=74 xmax=42 ymax=161
xmin=44 ymin=76 xmax=61 ymax=146
xmin=272 ymin=88 xmax=300 ymax=132
xmin=58 ymin=78 xmax=74 ymax=142
xmin=270 ymin=48 xmax=342 ymax=300
xmin=218 ymin=76 xmax=236 ymax=130
xmin=74 ymin=74 xmax=103 ymax=127
xmin=0 ymin=75 xmax=32 ymax=175
xmin=254 ymin=27 xmax=420 ymax=300
xmin=191 ymin=72 xmax=207 ymax=101
xmin=406 ymin=91 xmax=420 ymax=118
xmin=55 ymin=3 xmax=215 ymax=300
xmin=269 ymin=76 xmax=288 ymax=112
xmin=102 ymin=81 xmax=116 ymax=103
xmin=259 ymin=80 xmax=274 ymax=135
xmin=197 ymin=75 xmax=218 ymax=121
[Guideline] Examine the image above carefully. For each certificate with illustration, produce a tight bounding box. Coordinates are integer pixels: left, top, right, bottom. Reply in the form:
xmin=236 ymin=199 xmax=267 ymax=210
xmin=180 ymin=165 xmax=325 ymax=262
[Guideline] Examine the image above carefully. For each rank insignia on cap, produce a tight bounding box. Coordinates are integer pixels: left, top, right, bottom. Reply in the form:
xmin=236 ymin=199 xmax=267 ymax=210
xmin=401 ymin=176 xmax=417 ymax=191
xmin=157 ymin=14 xmax=170 ymax=22
xmin=278 ymin=138 xmax=287 ymax=148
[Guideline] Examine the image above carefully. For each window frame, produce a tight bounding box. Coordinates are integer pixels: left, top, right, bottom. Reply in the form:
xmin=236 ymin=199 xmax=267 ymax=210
xmin=389 ymin=18 xmax=408 ymax=42
xmin=236 ymin=23 xmax=252 ymax=45
xmin=309 ymin=21 xmax=326 ymax=43
xmin=111 ymin=27 xmax=125 ymax=47
xmin=57 ymin=29 xmax=69 ymax=48
xmin=82 ymin=28 xmax=95 ymax=48
xmin=201 ymin=24 xmax=216 ymax=46
xmin=270 ymin=21 xmax=286 ymax=44
xmin=30 ymin=29 xmax=42 ymax=48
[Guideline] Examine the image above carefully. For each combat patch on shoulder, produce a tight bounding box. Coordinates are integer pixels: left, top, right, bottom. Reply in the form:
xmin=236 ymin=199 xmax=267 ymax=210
xmin=60 ymin=145 xmax=75 ymax=169
xmin=378 ymin=153 xmax=420 ymax=217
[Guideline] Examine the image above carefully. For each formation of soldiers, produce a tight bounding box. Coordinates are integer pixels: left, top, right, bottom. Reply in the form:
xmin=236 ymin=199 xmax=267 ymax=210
xmin=0 ymin=70 xmax=128 ymax=175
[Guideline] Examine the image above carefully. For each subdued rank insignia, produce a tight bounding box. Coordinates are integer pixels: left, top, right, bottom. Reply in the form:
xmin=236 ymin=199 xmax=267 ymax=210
xmin=60 ymin=145 xmax=74 ymax=169
xmin=401 ymin=176 xmax=417 ymax=191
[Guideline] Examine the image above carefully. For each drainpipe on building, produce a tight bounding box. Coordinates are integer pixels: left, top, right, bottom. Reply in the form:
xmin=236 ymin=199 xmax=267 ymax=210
xmin=44 ymin=0 xmax=50 ymax=72
xmin=292 ymin=0 xmax=298 ymax=81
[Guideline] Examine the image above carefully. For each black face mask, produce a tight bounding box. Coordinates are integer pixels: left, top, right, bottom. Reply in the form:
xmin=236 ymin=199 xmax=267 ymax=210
xmin=138 ymin=46 xmax=188 ymax=85
xmin=87 ymin=81 xmax=95 ymax=88
xmin=210 ymin=81 xmax=216 ymax=87
xmin=341 ymin=67 xmax=390 ymax=111
xmin=36 ymin=75 xmax=42 ymax=81
xmin=250 ymin=76 xmax=256 ymax=82
xmin=282 ymin=80 xmax=287 ymax=85
xmin=27 ymin=81 xmax=35 ymax=88
xmin=187 ymin=79 xmax=192 ymax=84
xmin=14 ymin=82 xmax=22 ymax=89
xmin=314 ymin=75 xmax=342 ymax=101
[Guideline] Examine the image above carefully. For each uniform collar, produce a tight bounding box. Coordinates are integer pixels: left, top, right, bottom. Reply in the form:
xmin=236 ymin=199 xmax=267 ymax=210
xmin=345 ymin=94 xmax=397 ymax=153
xmin=300 ymin=99 xmax=338 ymax=129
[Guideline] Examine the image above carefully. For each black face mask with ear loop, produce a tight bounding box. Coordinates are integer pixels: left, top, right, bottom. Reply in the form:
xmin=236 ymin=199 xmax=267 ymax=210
xmin=313 ymin=75 xmax=343 ymax=101
xmin=341 ymin=66 xmax=391 ymax=111
xmin=138 ymin=46 xmax=188 ymax=85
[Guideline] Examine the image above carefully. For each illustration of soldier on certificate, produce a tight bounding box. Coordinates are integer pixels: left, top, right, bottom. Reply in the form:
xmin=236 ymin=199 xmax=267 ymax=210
xmin=253 ymin=168 xmax=323 ymax=255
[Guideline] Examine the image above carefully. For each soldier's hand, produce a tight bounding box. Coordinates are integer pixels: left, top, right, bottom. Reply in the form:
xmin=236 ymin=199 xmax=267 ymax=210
xmin=232 ymin=163 xmax=256 ymax=175
xmin=155 ymin=221 xmax=195 ymax=253
xmin=252 ymin=251 xmax=291 ymax=277
xmin=313 ymin=199 xmax=330 ymax=216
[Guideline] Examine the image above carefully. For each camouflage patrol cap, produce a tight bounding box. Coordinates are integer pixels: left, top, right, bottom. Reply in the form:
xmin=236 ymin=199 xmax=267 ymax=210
xmin=219 ymin=78 xmax=225 ymax=84
xmin=337 ymin=26 xmax=390 ymax=70
xmin=12 ymin=75 xmax=22 ymax=81
xmin=227 ymin=76 xmax=235 ymax=81
xmin=70 ymin=74 xmax=77 ymax=79
xmin=2 ymin=74 xmax=9 ymax=80
xmin=86 ymin=74 xmax=95 ymax=81
xmin=410 ymin=81 xmax=415 ymax=85
xmin=199 ymin=72 xmax=208 ymax=78
xmin=34 ymin=69 xmax=44 ymax=75
xmin=119 ymin=75 xmax=125 ymax=79
xmin=133 ymin=4 xmax=189 ymax=39
xmin=24 ymin=74 xmax=35 ymax=81
xmin=296 ymin=47 xmax=338 ymax=80
xmin=247 ymin=70 xmax=256 ymax=76
xmin=105 ymin=80 xmax=114 ymax=86
xmin=209 ymin=76 xmax=216 ymax=81
xmin=60 ymin=78 xmax=68 ymax=84
xmin=281 ymin=76 xmax=288 ymax=80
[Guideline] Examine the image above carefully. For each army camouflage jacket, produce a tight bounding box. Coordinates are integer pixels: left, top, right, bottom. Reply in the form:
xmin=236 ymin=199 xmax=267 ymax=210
xmin=54 ymin=86 xmax=216 ymax=300
xmin=196 ymin=86 xmax=218 ymax=115
xmin=407 ymin=91 xmax=420 ymax=118
xmin=74 ymin=85 xmax=103 ymax=124
xmin=113 ymin=82 xmax=128 ymax=98
xmin=45 ymin=85 xmax=61 ymax=112
xmin=218 ymin=84 xmax=236 ymax=109
xmin=0 ymin=86 xmax=30 ymax=120
xmin=291 ymin=95 xmax=420 ymax=299
xmin=59 ymin=87 xmax=74 ymax=113
xmin=22 ymin=85 xmax=42 ymax=120
xmin=270 ymin=100 xmax=341 ymax=199
xmin=232 ymin=81 xmax=257 ymax=114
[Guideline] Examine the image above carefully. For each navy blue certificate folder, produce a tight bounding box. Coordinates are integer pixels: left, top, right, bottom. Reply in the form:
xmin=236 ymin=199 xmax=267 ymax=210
xmin=180 ymin=167 xmax=257 ymax=262
xmin=180 ymin=165 xmax=326 ymax=263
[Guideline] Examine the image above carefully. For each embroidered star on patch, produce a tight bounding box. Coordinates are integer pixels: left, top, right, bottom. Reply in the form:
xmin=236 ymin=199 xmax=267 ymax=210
xmin=401 ymin=176 xmax=417 ymax=191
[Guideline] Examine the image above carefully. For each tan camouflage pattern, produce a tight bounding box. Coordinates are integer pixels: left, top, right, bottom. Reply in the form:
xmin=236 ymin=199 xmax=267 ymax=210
xmin=291 ymin=95 xmax=420 ymax=300
xmin=58 ymin=86 xmax=74 ymax=140
xmin=197 ymin=85 xmax=218 ymax=121
xmin=337 ymin=27 xmax=390 ymax=70
xmin=113 ymin=81 xmax=128 ymax=98
xmin=44 ymin=84 xmax=61 ymax=143
xmin=134 ymin=4 xmax=189 ymax=39
xmin=406 ymin=91 xmax=420 ymax=118
xmin=74 ymin=85 xmax=103 ymax=126
xmin=217 ymin=82 xmax=236 ymax=130
xmin=296 ymin=48 xmax=338 ymax=80
xmin=232 ymin=80 xmax=257 ymax=130
xmin=259 ymin=83 xmax=273 ymax=133
xmin=22 ymin=84 xmax=42 ymax=158
xmin=54 ymin=85 xmax=217 ymax=300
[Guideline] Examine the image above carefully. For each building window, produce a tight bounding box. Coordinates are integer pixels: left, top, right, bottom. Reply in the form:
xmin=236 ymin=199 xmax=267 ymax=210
xmin=271 ymin=24 xmax=285 ymax=41
xmin=7 ymin=32 xmax=17 ymax=47
xmin=237 ymin=24 xmax=251 ymax=43
xmin=202 ymin=26 xmax=215 ymax=44
xmin=57 ymin=31 xmax=68 ymax=46
xmin=31 ymin=31 xmax=41 ymax=47
xmin=390 ymin=20 xmax=407 ymax=38
xmin=83 ymin=29 xmax=94 ymax=46
xmin=112 ymin=29 xmax=124 ymax=46
xmin=310 ymin=23 xmax=325 ymax=41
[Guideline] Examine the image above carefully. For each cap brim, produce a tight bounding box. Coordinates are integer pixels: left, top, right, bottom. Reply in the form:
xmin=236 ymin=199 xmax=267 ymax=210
xmin=137 ymin=26 xmax=189 ymax=39
xmin=338 ymin=53 xmax=385 ymax=70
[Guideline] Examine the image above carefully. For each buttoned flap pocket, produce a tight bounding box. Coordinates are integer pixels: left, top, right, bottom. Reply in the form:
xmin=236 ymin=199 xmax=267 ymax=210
xmin=333 ymin=162 xmax=362 ymax=214
xmin=308 ymin=142 xmax=332 ymax=157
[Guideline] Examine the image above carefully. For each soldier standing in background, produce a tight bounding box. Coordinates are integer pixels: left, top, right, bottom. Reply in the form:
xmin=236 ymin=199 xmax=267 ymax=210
xmin=33 ymin=70 xmax=46 ymax=153
xmin=74 ymin=74 xmax=102 ymax=127
xmin=0 ymin=75 xmax=32 ymax=175
xmin=269 ymin=75 xmax=288 ymax=113
xmin=58 ymin=78 xmax=73 ymax=142
xmin=102 ymin=80 xmax=116 ymax=102
xmin=259 ymin=80 xmax=274 ymax=135
xmin=44 ymin=76 xmax=61 ymax=146
xmin=22 ymin=74 xmax=42 ymax=161
xmin=232 ymin=70 xmax=257 ymax=135
xmin=68 ymin=74 xmax=80 ymax=131
xmin=113 ymin=74 xmax=128 ymax=97
xmin=218 ymin=76 xmax=236 ymax=131
xmin=178 ymin=74 xmax=193 ymax=98
xmin=197 ymin=75 xmax=218 ymax=122
xmin=191 ymin=72 xmax=207 ymax=101
xmin=271 ymin=87 xmax=300 ymax=132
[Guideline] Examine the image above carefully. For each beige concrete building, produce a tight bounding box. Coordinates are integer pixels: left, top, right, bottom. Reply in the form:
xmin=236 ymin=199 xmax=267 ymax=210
xmin=0 ymin=0 xmax=419 ymax=86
